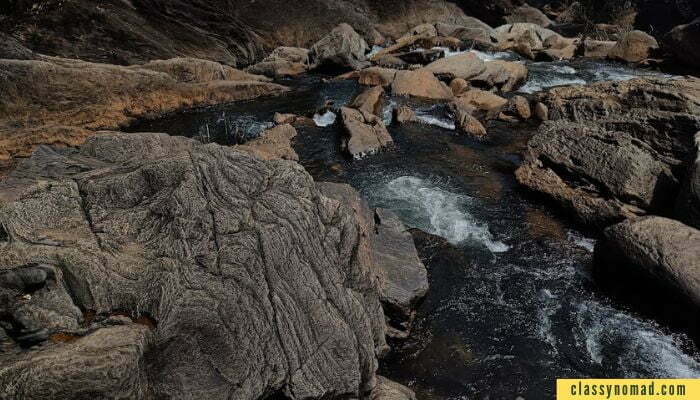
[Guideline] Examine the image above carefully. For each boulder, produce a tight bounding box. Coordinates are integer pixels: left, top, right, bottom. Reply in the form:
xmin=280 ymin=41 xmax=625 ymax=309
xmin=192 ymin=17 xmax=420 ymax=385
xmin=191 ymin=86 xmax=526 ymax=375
xmin=596 ymin=217 xmax=700 ymax=307
xmin=470 ymin=60 xmax=528 ymax=92
xmin=534 ymin=101 xmax=549 ymax=121
xmin=371 ymin=376 xmax=417 ymax=400
xmin=372 ymin=209 xmax=428 ymax=335
xmin=0 ymin=132 xmax=388 ymax=399
xmin=608 ymin=30 xmax=659 ymax=63
xmin=415 ymin=36 xmax=464 ymax=50
xmin=517 ymin=78 xmax=700 ymax=229
xmin=401 ymin=23 xmax=438 ymax=39
xmin=359 ymin=67 xmax=398 ymax=87
xmin=350 ymin=86 xmax=385 ymax=116
xmin=506 ymin=95 xmax=532 ymax=119
xmin=236 ymin=124 xmax=298 ymax=161
xmin=449 ymin=78 xmax=470 ymax=96
xmin=453 ymin=89 xmax=508 ymax=119
xmin=505 ymin=4 xmax=554 ymax=27
xmin=677 ymin=132 xmax=700 ymax=229
xmin=451 ymin=105 xmax=487 ymax=138
xmin=425 ymin=52 xmax=486 ymax=81
xmin=311 ymin=23 xmax=368 ymax=71
xmin=246 ymin=60 xmax=307 ymax=78
xmin=663 ymin=18 xmax=700 ymax=69
xmin=435 ymin=18 xmax=496 ymax=49
xmin=393 ymin=106 xmax=418 ymax=124
xmin=266 ymin=46 xmax=310 ymax=64
xmin=537 ymin=45 xmax=577 ymax=61
xmin=583 ymin=39 xmax=616 ymax=59
xmin=340 ymin=107 xmax=394 ymax=158
xmin=391 ymin=69 xmax=454 ymax=100
xmin=494 ymin=23 xmax=562 ymax=53
xmin=370 ymin=35 xmax=422 ymax=61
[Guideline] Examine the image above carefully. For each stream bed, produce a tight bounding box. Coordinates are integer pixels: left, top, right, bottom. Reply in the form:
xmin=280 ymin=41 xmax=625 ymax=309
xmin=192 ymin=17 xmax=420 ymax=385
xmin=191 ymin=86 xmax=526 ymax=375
xmin=130 ymin=53 xmax=700 ymax=399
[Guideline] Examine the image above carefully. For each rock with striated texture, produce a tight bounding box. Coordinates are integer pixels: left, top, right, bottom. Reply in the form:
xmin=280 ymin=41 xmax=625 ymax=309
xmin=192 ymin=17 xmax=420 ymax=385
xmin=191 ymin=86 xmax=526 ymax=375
xmin=0 ymin=132 xmax=388 ymax=399
xmin=391 ymin=69 xmax=454 ymax=100
xmin=608 ymin=30 xmax=659 ymax=63
xmin=340 ymin=107 xmax=394 ymax=158
xmin=311 ymin=23 xmax=368 ymax=71
xmin=596 ymin=217 xmax=700 ymax=307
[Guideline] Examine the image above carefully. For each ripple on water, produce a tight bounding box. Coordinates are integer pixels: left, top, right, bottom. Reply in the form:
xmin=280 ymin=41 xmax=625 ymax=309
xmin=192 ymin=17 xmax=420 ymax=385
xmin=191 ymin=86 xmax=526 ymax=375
xmin=368 ymin=176 xmax=509 ymax=253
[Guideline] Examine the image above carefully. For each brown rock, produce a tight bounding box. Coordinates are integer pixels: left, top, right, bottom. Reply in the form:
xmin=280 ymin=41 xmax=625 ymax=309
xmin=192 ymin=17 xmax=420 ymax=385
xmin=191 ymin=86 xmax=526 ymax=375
xmin=401 ymin=23 xmax=438 ymax=39
xmin=583 ymin=39 xmax=616 ymax=59
xmin=350 ymin=86 xmax=385 ymax=116
xmin=246 ymin=59 xmax=307 ymax=78
xmin=393 ymin=106 xmax=418 ymax=124
xmin=273 ymin=113 xmax=298 ymax=125
xmin=449 ymin=78 xmax=470 ymax=96
xmin=391 ymin=69 xmax=454 ymax=100
xmin=470 ymin=60 xmax=528 ymax=92
xmin=359 ymin=67 xmax=398 ymax=87
xmin=371 ymin=376 xmax=417 ymax=400
xmin=236 ymin=124 xmax=298 ymax=161
xmin=608 ymin=30 xmax=659 ymax=63
xmin=453 ymin=89 xmax=508 ymax=119
xmin=452 ymin=105 xmax=487 ymax=138
xmin=311 ymin=23 xmax=368 ymax=70
xmin=505 ymin=4 xmax=554 ymax=27
xmin=534 ymin=102 xmax=549 ymax=121
xmin=425 ymin=52 xmax=486 ymax=80
xmin=340 ymin=107 xmax=394 ymax=158
xmin=507 ymin=95 xmax=532 ymax=119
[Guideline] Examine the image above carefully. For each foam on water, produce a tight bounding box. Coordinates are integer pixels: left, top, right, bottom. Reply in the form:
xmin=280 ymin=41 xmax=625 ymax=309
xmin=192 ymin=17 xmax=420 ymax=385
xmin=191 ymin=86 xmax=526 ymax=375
xmin=372 ymin=176 xmax=509 ymax=252
xmin=313 ymin=110 xmax=337 ymax=127
xmin=519 ymin=76 xmax=587 ymax=94
xmin=575 ymin=301 xmax=700 ymax=378
xmin=414 ymin=107 xmax=456 ymax=130
xmin=382 ymin=99 xmax=397 ymax=125
xmin=430 ymin=47 xmax=515 ymax=61
xmin=367 ymin=45 xmax=384 ymax=58
xmin=567 ymin=231 xmax=596 ymax=252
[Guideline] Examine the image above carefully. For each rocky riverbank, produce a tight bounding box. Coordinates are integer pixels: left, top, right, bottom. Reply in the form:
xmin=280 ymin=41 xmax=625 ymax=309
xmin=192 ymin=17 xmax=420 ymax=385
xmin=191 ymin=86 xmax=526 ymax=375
xmin=2 ymin=1 xmax=700 ymax=399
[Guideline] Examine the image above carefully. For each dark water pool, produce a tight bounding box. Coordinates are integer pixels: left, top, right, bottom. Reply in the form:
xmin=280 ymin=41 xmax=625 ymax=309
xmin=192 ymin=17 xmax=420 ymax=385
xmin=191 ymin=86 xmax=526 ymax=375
xmin=128 ymin=60 xmax=700 ymax=399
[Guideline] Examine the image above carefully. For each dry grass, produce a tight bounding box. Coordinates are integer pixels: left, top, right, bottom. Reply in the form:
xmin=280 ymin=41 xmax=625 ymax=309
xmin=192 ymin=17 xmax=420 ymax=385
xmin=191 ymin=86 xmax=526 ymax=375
xmin=0 ymin=56 xmax=287 ymax=163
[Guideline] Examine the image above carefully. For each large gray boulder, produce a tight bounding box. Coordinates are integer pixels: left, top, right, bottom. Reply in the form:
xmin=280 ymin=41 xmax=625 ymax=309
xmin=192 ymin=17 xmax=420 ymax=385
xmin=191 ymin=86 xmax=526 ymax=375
xmin=311 ymin=23 xmax=368 ymax=71
xmin=516 ymin=77 xmax=700 ymax=229
xmin=677 ymin=132 xmax=700 ymax=229
xmin=596 ymin=217 xmax=700 ymax=307
xmin=0 ymin=132 xmax=388 ymax=399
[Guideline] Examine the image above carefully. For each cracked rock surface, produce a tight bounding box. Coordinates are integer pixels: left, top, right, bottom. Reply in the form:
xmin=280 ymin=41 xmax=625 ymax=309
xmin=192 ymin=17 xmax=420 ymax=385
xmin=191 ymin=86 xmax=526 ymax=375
xmin=0 ymin=132 xmax=389 ymax=399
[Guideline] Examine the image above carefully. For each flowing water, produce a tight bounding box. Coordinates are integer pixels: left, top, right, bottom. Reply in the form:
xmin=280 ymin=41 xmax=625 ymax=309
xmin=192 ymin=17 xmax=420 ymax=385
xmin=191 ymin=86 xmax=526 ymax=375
xmin=130 ymin=53 xmax=700 ymax=399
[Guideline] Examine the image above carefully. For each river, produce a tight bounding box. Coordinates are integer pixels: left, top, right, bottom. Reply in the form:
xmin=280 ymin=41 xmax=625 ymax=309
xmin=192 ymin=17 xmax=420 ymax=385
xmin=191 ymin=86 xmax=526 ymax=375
xmin=130 ymin=50 xmax=700 ymax=399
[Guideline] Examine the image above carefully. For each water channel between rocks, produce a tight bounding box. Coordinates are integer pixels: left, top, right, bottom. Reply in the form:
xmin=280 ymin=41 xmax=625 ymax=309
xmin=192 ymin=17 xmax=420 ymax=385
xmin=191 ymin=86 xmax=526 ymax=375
xmin=129 ymin=51 xmax=700 ymax=399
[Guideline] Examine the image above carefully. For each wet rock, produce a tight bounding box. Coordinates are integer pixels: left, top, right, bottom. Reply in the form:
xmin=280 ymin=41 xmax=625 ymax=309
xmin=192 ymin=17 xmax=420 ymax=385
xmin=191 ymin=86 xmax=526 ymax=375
xmin=393 ymin=106 xmax=418 ymax=124
xmin=350 ymin=86 xmax=385 ymax=116
xmin=235 ymin=124 xmax=299 ymax=161
xmin=395 ymin=49 xmax=445 ymax=65
xmin=470 ymin=60 xmax=528 ymax=92
xmin=372 ymin=208 xmax=428 ymax=332
xmin=0 ymin=132 xmax=387 ymax=398
xmin=340 ymin=107 xmax=394 ymax=158
xmin=449 ymin=78 xmax=470 ymax=96
xmin=391 ymin=69 xmax=454 ymax=100
xmin=596 ymin=217 xmax=700 ymax=307
xmin=425 ymin=52 xmax=486 ymax=81
xmin=371 ymin=376 xmax=417 ymax=400
xmin=359 ymin=67 xmax=398 ymax=87
xmin=663 ymin=18 xmax=700 ymax=69
xmin=505 ymin=4 xmax=554 ymax=27
xmin=583 ymin=39 xmax=616 ymax=59
xmin=453 ymin=89 xmax=508 ymax=120
xmin=608 ymin=30 xmax=659 ymax=63
xmin=534 ymin=101 xmax=549 ymax=121
xmin=677 ymin=132 xmax=700 ymax=229
xmin=311 ymin=23 xmax=368 ymax=71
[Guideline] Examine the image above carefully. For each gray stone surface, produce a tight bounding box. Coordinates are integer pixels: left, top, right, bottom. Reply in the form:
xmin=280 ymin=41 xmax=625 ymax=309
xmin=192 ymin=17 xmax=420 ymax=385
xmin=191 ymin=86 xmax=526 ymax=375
xmin=0 ymin=132 xmax=388 ymax=399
